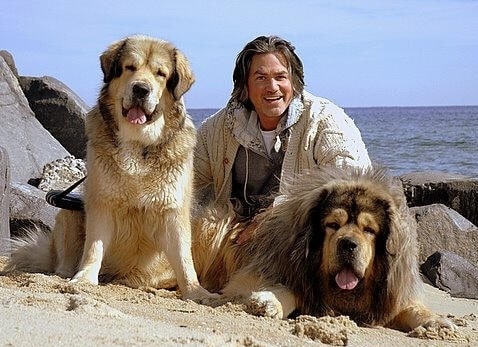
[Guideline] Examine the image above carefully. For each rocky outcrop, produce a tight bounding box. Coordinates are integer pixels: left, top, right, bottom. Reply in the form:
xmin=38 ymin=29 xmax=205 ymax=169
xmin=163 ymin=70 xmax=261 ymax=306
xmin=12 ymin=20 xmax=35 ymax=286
xmin=0 ymin=54 xmax=77 ymax=238
xmin=0 ymin=56 xmax=70 ymax=184
xmin=401 ymin=171 xmax=478 ymax=226
xmin=19 ymin=76 xmax=88 ymax=158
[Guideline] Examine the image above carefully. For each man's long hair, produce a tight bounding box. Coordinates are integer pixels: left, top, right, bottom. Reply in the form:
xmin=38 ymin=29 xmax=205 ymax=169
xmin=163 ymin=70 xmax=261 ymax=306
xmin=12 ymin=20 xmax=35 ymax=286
xmin=231 ymin=35 xmax=305 ymax=110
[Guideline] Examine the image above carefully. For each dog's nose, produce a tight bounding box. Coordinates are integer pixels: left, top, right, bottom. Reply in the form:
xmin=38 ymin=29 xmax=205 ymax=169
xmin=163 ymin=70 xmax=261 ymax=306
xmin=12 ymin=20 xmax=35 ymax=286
xmin=132 ymin=82 xmax=150 ymax=99
xmin=338 ymin=237 xmax=358 ymax=253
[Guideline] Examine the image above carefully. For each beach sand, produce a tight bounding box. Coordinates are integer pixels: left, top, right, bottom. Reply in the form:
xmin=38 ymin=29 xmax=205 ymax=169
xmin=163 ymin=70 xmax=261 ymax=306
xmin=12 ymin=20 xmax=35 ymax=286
xmin=0 ymin=256 xmax=476 ymax=346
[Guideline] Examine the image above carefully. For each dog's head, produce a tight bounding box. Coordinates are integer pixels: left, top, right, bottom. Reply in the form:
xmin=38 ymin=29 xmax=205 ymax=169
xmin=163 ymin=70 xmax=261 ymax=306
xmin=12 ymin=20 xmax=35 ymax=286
xmin=292 ymin=168 xmax=419 ymax=322
xmin=312 ymin=181 xmax=392 ymax=294
xmin=98 ymin=35 xmax=194 ymax=142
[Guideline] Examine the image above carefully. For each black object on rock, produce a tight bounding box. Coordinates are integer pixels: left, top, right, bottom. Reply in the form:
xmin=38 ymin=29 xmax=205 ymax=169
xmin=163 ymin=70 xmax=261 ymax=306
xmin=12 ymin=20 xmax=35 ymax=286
xmin=45 ymin=177 xmax=85 ymax=211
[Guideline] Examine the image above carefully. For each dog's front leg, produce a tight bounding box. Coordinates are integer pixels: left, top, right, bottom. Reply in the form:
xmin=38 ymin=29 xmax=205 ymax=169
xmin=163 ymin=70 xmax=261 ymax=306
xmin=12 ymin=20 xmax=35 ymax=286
xmin=161 ymin=210 xmax=218 ymax=303
xmin=248 ymin=286 xmax=297 ymax=319
xmin=388 ymin=301 xmax=456 ymax=331
xmin=222 ymin=271 xmax=297 ymax=319
xmin=71 ymin=207 xmax=114 ymax=285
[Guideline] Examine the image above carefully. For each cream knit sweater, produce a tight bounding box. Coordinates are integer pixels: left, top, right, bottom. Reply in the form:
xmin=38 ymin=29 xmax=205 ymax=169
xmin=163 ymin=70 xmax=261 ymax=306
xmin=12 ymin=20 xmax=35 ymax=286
xmin=194 ymin=91 xmax=372 ymax=206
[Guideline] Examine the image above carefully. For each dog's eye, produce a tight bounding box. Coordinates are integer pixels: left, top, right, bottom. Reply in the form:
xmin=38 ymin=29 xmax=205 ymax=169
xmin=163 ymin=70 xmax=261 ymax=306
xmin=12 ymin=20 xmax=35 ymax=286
xmin=325 ymin=222 xmax=340 ymax=231
xmin=156 ymin=69 xmax=166 ymax=77
xmin=363 ymin=227 xmax=376 ymax=235
xmin=125 ymin=65 xmax=137 ymax=72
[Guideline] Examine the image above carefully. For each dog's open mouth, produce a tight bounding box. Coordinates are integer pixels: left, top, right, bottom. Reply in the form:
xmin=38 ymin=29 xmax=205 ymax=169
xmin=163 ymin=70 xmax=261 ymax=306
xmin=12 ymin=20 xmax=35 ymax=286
xmin=335 ymin=268 xmax=360 ymax=290
xmin=122 ymin=106 xmax=150 ymax=125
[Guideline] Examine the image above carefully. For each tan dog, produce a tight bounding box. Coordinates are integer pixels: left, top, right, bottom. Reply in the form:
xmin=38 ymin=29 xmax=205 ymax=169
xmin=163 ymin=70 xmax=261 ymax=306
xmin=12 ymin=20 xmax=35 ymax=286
xmin=8 ymin=35 xmax=215 ymax=302
xmin=192 ymin=167 xmax=454 ymax=331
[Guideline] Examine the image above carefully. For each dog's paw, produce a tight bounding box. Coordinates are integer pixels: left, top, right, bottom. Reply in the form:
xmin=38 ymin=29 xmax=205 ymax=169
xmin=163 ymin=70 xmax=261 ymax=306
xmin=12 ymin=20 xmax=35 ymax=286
xmin=182 ymin=285 xmax=221 ymax=306
xmin=245 ymin=291 xmax=283 ymax=319
xmin=194 ymin=292 xmax=223 ymax=306
xmin=423 ymin=316 xmax=457 ymax=331
xmin=408 ymin=316 xmax=466 ymax=342
xmin=70 ymin=270 xmax=99 ymax=285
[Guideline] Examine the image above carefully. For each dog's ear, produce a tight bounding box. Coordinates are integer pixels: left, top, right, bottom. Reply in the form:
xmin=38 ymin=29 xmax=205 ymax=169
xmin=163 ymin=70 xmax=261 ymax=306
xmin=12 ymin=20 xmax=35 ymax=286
xmin=296 ymin=187 xmax=330 ymax=258
xmin=167 ymin=48 xmax=195 ymax=100
xmin=301 ymin=187 xmax=331 ymax=228
xmin=100 ymin=39 xmax=127 ymax=84
xmin=386 ymin=202 xmax=409 ymax=255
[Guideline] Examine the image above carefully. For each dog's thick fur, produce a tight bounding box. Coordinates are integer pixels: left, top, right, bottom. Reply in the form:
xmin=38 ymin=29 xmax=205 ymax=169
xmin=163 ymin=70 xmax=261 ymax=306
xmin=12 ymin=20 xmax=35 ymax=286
xmin=7 ymin=35 xmax=214 ymax=301
xmin=192 ymin=167 xmax=453 ymax=331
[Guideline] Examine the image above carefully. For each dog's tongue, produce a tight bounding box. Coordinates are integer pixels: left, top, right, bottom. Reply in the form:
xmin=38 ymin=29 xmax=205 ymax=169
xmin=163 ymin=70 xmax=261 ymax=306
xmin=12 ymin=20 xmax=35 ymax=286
xmin=335 ymin=269 xmax=359 ymax=290
xmin=126 ymin=106 xmax=147 ymax=124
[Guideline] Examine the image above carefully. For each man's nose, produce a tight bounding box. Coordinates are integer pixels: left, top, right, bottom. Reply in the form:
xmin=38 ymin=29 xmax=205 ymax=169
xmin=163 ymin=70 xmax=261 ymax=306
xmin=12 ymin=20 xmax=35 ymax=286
xmin=265 ymin=78 xmax=279 ymax=91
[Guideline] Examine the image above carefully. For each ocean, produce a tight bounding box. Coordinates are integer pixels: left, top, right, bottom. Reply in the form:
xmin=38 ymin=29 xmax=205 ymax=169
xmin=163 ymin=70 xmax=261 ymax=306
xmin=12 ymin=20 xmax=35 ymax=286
xmin=188 ymin=106 xmax=478 ymax=178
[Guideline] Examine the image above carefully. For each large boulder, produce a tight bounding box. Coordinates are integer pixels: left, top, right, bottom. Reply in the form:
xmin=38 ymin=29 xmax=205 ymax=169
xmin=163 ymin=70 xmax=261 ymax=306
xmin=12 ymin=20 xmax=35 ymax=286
xmin=0 ymin=57 xmax=70 ymax=184
xmin=0 ymin=146 xmax=10 ymax=255
xmin=9 ymin=182 xmax=58 ymax=237
xmin=411 ymin=203 xmax=478 ymax=265
xmin=19 ymin=76 xmax=88 ymax=159
xmin=421 ymin=251 xmax=478 ymax=299
xmin=401 ymin=171 xmax=478 ymax=226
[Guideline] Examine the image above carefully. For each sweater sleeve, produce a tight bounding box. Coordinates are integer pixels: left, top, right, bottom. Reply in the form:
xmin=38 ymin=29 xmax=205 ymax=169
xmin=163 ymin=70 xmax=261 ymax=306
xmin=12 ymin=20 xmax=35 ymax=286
xmin=310 ymin=98 xmax=372 ymax=170
xmin=193 ymin=116 xmax=215 ymax=204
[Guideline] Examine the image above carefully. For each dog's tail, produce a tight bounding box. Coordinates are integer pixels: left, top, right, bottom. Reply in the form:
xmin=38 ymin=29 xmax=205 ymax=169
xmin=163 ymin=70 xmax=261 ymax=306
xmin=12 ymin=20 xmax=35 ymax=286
xmin=4 ymin=226 xmax=55 ymax=273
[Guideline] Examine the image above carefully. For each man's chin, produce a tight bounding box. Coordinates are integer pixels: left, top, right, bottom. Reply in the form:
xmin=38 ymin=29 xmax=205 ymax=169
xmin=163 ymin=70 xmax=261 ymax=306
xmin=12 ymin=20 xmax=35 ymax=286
xmin=262 ymin=106 xmax=288 ymax=118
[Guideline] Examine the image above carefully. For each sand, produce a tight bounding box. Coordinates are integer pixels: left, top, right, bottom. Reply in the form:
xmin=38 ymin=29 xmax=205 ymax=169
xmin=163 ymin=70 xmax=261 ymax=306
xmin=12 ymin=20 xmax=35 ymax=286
xmin=0 ymin=256 xmax=476 ymax=346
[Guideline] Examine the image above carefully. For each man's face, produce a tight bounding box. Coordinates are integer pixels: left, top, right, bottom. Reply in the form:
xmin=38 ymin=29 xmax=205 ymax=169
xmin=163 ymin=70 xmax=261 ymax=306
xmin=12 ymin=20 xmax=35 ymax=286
xmin=247 ymin=52 xmax=293 ymax=131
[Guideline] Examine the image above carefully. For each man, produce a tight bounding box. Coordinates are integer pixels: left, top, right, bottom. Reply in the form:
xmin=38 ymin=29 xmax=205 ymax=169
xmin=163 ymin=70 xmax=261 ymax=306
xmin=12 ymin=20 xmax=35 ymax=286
xmin=194 ymin=35 xmax=371 ymax=220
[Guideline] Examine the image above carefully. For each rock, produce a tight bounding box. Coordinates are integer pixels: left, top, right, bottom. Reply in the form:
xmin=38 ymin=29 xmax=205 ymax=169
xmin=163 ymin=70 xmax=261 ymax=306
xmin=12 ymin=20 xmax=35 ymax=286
xmin=0 ymin=57 xmax=70 ymax=184
xmin=0 ymin=146 xmax=10 ymax=255
xmin=411 ymin=203 xmax=478 ymax=265
xmin=401 ymin=171 xmax=478 ymax=226
xmin=38 ymin=156 xmax=86 ymax=192
xmin=0 ymin=50 xmax=19 ymax=79
xmin=9 ymin=182 xmax=58 ymax=237
xmin=19 ymin=76 xmax=88 ymax=159
xmin=421 ymin=251 xmax=478 ymax=299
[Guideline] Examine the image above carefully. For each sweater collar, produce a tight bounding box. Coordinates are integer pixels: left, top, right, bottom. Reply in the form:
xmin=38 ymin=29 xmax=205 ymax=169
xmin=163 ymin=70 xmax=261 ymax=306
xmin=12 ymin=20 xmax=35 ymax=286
xmin=225 ymin=93 xmax=304 ymax=139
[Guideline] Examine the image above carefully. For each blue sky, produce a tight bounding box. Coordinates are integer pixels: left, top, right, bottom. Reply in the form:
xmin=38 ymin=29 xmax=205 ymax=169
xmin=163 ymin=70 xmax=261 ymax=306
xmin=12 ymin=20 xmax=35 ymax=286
xmin=1 ymin=0 xmax=477 ymax=108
